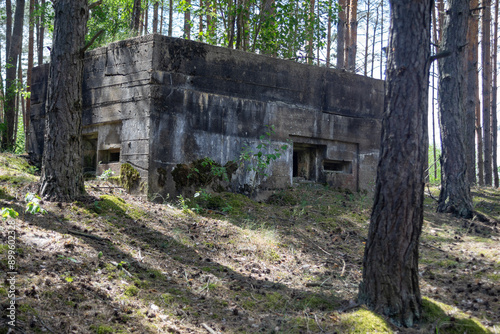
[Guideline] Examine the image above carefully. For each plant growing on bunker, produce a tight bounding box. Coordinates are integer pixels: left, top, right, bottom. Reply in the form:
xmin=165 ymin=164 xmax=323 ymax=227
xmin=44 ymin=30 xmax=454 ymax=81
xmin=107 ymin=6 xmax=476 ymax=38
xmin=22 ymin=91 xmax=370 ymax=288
xmin=239 ymin=125 xmax=289 ymax=177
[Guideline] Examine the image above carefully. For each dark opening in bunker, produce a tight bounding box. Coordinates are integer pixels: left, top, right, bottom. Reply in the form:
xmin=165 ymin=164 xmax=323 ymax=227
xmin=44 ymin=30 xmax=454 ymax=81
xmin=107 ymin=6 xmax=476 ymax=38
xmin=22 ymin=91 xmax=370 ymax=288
xmin=292 ymin=143 xmax=325 ymax=181
xmin=323 ymin=160 xmax=352 ymax=174
xmin=82 ymin=134 xmax=98 ymax=175
xmin=99 ymin=148 xmax=121 ymax=164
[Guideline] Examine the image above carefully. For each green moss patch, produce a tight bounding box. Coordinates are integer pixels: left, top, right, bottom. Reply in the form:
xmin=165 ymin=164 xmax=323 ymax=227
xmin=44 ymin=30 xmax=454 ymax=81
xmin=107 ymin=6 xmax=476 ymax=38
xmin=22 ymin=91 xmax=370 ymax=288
xmin=338 ymin=309 xmax=393 ymax=333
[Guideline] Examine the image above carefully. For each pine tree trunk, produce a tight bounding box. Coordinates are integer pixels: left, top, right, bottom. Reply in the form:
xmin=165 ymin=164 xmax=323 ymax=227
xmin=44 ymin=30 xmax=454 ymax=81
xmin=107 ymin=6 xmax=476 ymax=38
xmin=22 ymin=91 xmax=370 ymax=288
xmin=465 ymin=0 xmax=479 ymax=185
xmin=337 ymin=0 xmax=347 ymax=69
xmin=358 ymin=0 xmax=431 ymax=327
xmin=492 ymin=0 xmax=499 ymax=187
xmin=437 ymin=0 xmax=473 ymax=218
xmin=184 ymin=0 xmax=191 ymax=39
xmin=363 ymin=0 xmax=370 ymax=75
xmin=482 ymin=0 xmax=492 ymax=185
xmin=39 ymin=0 xmax=88 ymax=201
xmin=153 ymin=0 xmax=159 ymax=33
xmin=326 ymin=0 xmax=332 ymax=67
xmin=168 ymin=0 xmax=173 ymax=36
xmin=131 ymin=0 xmax=142 ymax=33
xmin=3 ymin=0 xmax=25 ymax=149
xmin=38 ymin=0 xmax=45 ymax=66
xmin=347 ymin=0 xmax=358 ymax=72
xmin=26 ymin=0 xmax=35 ymax=151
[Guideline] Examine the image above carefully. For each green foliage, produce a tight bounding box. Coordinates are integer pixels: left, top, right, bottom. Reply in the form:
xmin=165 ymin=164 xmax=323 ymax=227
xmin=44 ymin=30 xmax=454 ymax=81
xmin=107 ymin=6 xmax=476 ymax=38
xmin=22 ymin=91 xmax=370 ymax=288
xmin=427 ymin=144 xmax=442 ymax=185
xmin=239 ymin=125 xmax=289 ymax=178
xmin=179 ymin=0 xmax=339 ymax=62
xmin=1 ymin=207 xmax=19 ymax=220
xmin=86 ymin=0 xmax=136 ymax=49
xmin=25 ymin=192 xmax=47 ymax=215
xmin=98 ymin=168 xmax=115 ymax=181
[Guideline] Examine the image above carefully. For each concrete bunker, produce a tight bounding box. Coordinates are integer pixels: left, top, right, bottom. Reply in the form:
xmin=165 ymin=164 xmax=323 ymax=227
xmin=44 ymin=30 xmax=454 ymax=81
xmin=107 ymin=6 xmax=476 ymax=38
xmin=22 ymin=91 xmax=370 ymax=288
xmin=29 ymin=34 xmax=384 ymax=198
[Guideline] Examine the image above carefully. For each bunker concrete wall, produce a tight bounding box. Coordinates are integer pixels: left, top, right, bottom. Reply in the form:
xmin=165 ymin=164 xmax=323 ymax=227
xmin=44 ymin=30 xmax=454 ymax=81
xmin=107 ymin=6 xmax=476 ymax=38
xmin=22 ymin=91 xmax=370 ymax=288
xmin=148 ymin=35 xmax=383 ymax=197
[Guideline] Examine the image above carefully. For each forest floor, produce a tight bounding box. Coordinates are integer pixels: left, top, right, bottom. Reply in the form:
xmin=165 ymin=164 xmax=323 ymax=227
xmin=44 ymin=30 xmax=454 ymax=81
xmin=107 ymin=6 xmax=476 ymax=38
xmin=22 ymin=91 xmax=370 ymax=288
xmin=0 ymin=152 xmax=499 ymax=334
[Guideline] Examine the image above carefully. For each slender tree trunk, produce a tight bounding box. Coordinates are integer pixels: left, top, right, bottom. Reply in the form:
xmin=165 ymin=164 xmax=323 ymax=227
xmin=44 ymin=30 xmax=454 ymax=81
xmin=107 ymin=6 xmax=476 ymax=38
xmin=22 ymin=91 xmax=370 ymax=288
xmin=39 ymin=0 xmax=88 ymax=201
xmin=160 ymin=0 xmax=164 ymax=34
xmin=307 ymin=0 xmax=315 ymax=64
xmin=493 ymin=0 xmax=499 ymax=187
xmin=184 ymin=0 xmax=191 ymax=39
xmin=347 ymin=0 xmax=358 ymax=72
xmin=153 ymin=0 xmax=159 ymax=33
xmin=144 ymin=0 xmax=149 ymax=34
xmin=6 ymin=0 xmax=12 ymax=62
xmin=370 ymin=1 xmax=379 ymax=77
xmin=363 ymin=0 xmax=370 ymax=75
xmin=198 ymin=0 xmax=203 ymax=40
xmin=168 ymin=0 xmax=173 ymax=36
xmin=326 ymin=0 xmax=333 ymax=67
xmin=15 ymin=52 xmax=22 ymax=146
xmin=27 ymin=0 xmax=35 ymax=151
xmin=131 ymin=0 xmax=142 ymax=33
xmin=337 ymin=0 xmax=347 ymax=69
xmin=38 ymin=0 xmax=45 ymax=65
xmin=482 ymin=0 xmax=492 ymax=185
xmin=358 ymin=0 xmax=431 ymax=327
xmin=3 ymin=0 xmax=25 ymax=149
xmin=379 ymin=0 xmax=384 ymax=79
xmin=465 ymin=0 xmax=479 ymax=185
xmin=437 ymin=0 xmax=473 ymax=218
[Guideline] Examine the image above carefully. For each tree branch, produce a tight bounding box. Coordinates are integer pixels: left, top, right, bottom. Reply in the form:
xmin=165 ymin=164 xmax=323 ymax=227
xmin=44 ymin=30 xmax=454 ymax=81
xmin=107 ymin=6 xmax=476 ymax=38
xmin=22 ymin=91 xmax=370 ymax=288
xmin=429 ymin=51 xmax=452 ymax=63
xmin=80 ymin=29 xmax=105 ymax=54
xmin=89 ymin=0 xmax=103 ymax=10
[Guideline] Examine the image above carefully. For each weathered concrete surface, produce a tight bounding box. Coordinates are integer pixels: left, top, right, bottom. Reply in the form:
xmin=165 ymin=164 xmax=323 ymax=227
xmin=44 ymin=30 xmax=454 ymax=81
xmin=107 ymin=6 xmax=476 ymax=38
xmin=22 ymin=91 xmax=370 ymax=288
xmin=30 ymin=34 xmax=384 ymax=198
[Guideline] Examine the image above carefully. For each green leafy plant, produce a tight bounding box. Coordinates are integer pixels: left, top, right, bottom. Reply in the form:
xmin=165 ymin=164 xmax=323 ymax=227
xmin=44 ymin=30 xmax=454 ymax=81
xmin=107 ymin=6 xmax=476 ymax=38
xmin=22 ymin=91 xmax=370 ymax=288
xmin=239 ymin=125 xmax=289 ymax=178
xmin=25 ymin=192 xmax=47 ymax=215
xmin=1 ymin=207 xmax=19 ymax=220
xmin=98 ymin=168 xmax=115 ymax=181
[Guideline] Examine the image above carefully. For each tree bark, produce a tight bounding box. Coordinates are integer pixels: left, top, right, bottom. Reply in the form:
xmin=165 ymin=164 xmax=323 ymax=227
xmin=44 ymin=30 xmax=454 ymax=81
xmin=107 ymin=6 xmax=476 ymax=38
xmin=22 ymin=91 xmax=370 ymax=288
xmin=492 ymin=0 xmax=499 ymax=187
xmin=39 ymin=0 xmax=88 ymax=201
xmin=437 ymin=0 xmax=473 ymax=218
xmin=337 ymin=0 xmax=347 ymax=69
xmin=153 ymin=0 xmax=159 ymax=33
xmin=27 ymin=0 xmax=35 ymax=151
xmin=168 ymin=0 xmax=173 ymax=36
xmin=363 ymin=0 xmax=370 ymax=75
xmin=3 ymin=0 xmax=25 ymax=149
xmin=131 ymin=0 xmax=142 ymax=33
xmin=327 ymin=0 xmax=333 ymax=67
xmin=358 ymin=0 xmax=431 ymax=327
xmin=38 ymin=0 xmax=45 ymax=66
xmin=465 ymin=0 xmax=479 ymax=185
xmin=347 ymin=0 xmax=358 ymax=72
xmin=482 ymin=0 xmax=492 ymax=185
xmin=184 ymin=0 xmax=191 ymax=39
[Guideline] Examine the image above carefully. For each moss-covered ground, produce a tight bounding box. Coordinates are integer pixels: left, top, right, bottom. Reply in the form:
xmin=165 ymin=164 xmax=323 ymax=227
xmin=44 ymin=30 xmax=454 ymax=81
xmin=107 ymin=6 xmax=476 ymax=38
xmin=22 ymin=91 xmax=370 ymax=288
xmin=0 ymin=153 xmax=498 ymax=333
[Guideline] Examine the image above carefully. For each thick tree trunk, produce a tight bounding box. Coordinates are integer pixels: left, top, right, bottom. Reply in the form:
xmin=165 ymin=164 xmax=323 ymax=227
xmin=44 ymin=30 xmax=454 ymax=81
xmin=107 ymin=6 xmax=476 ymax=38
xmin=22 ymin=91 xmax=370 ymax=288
xmin=465 ymin=0 xmax=479 ymax=185
xmin=3 ymin=0 xmax=25 ymax=149
xmin=437 ymin=0 xmax=473 ymax=218
xmin=482 ymin=0 xmax=492 ymax=185
xmin=336 ymin=0 xmax=347 ymax=69
xmin=358 ymin=0 xmax=431 ymax=327
xmin=39 ymin=0 xmax=88 ymax=201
